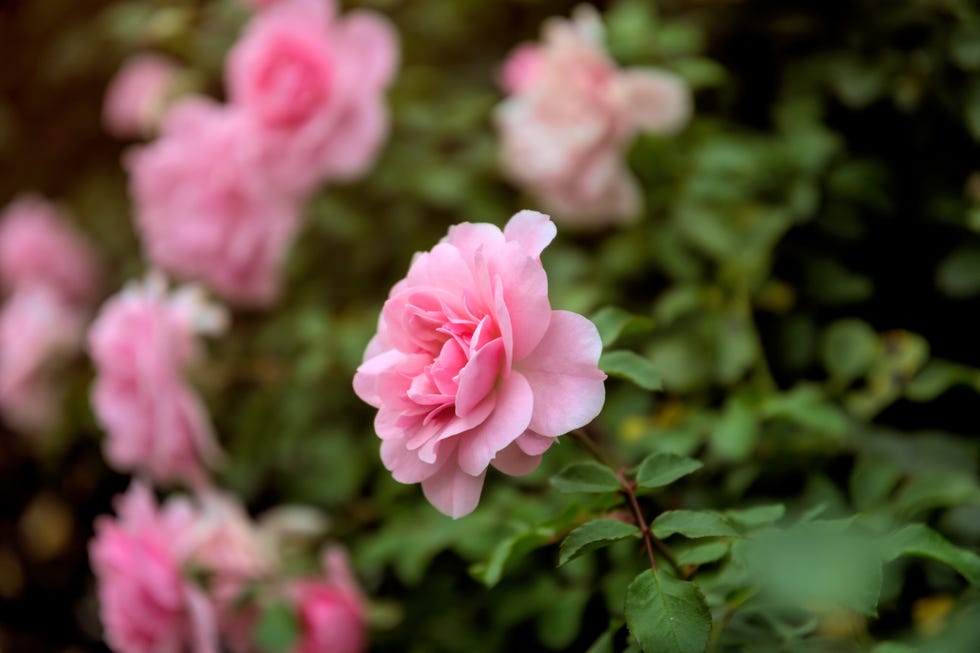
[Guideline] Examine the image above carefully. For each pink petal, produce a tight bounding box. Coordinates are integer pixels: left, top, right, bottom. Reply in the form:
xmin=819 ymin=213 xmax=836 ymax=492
xmin=490 ymin=441 xmax=542 ymax=476
xmin=318 ymin=99 xmax=388 ymax=181
xmin=455 ymin=338 xmax=504 ymax=417
xmin=380 ymin=438 xmax=440 ymax=483
xmin=499 ymin=44 xmax=543 ymax=94
xmin=334 ymin=10 xmax=399 ymax=93
xmin=618 ymin=69 xmax=691 ymax=134
xmin=494 ymin=242 xmax=552 ymax=361
xmin=457 ymin=371 xmax=533 ymax=476
xmin=503 ymin=210 xmax=556 ymax=259
xmin=516 ymin=310 xmax=606 ymax=437
xmin=421 ymin=460 xmax=486 ymax=519
xmin=516 ymin=431 xmax=556 ymax=455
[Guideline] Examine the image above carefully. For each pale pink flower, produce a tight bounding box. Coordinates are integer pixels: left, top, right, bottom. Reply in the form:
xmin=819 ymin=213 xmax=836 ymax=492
xmin=0 ymin=287 xmax=84 ymax=433
xmin=127 ymin=98 xmax=302 ymax=305
xmin=88 ymin=275 xmax=226 ymax=487
xmin=495 ymin=5 xmax=691 ymax=226
xmin=104 ymin=54 xmax=181 ymax=139
xmin=288 ymin=548 xmax=366 ymax=653
xmin=0 ymin=194 xmax=100 ymax=305
xmin=226 ymin=0 xmax=399 ymax=193
xmin=353 ymin=210 xmax=606 ymax=518
xmin=89 ymin=482 xmax=219 ymax=653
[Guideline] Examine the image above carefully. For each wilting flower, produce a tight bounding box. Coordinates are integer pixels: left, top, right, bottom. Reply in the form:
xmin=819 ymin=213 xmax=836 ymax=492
xmin=0 ymin=287 xmax=85 ymax=432
xmin=495 ymin=5 xmax=691 ymax=226
xmin=353 ymin=210 xmax=606 ymax=518
xmin=226 ymin=0 xmax=399 ymax=193
xmin=0 ymin=194 xmax=100 ymax=305
xmin=104 ymin=54 xmax=181 ymax=139
xmin=127 ymin=98 xmax=301 ymax=305
xmin=89 ymin=482 xmax=219 ymax=653
xmin=88 ymin=275 xmax=226 ymax=487
xmin=287 ymin=548 xmax=366 ymax=653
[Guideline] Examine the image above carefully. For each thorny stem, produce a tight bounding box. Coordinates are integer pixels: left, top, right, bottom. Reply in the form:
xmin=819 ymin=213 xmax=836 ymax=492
xmin=570 ymin=424 xmax=684 ymax=575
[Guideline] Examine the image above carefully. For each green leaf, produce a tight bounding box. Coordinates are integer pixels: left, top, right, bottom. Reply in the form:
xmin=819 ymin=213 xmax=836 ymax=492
xmin=884 ymin=524 xmax=980 ymax=585
xmin=558 ymin=519 xmax=641 ymax=567
xmin=709 ymin=398 xmax=758 ymax=462
xmin=652 ymin=510 xmax=739 ymax=539
xmin=937 ymin=246 xmax=980 ymax=298
xmin=822 ymin=319 xmax=877 ymax=380
xmin=636 ymin=452 xmax=703 ymax=489
xmin=253 ymin=601 xmax=300 ymax=653
xmin=734 ymin=521 xmax=883 ymax=616
xmin=469 ymin=527 xmax=554 ymax=588
xmin=551 ymin=461 xmax=622 ymax=494
xmin=591 ymin=306 xmax=655 ymax=348
xmin=600 ymin=351 xmax=663 ymax=391
xmin=725 ymin=504 xmax=785 ymax=529
xmin=625 ymin=569 xmax=712 ymax=653
xmin=674 ymin=539 xmax=731 ymax=566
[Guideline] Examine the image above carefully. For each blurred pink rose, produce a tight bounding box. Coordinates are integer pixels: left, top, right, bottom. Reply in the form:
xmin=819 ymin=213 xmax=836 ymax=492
xmin=89 ymin=482 xmax=219 ymax=653
xmin=88 ymin=275 xmax=226 ymax=487
xmin=353 ymin=210 xmax=606 ymax=518
xmin=288 ymin=548 xmax=366 ymax=653
xmin=226 ymin=0 xmax=399 ymax=193
xmin=0 ymin=194 xmax=100 ymax=305
xmin=0 ymin=287 xmax=84 ymax=433
xmin=104 ymin=54 xmax=181 ymax=139
xmin=127 ymin=98 xmax=301 ymax=305
xmin=495 ymin=5 xmax=691 ymax=227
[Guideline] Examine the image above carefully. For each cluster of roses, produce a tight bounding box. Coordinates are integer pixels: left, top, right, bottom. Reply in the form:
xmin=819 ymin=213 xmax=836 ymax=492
xmin=89 ymin=0 xmax=399 ymax=650
xmin=2 ymin=1 xmax=694 ymax=651
xmin=0 ymin=196 xmax=100 ymax=433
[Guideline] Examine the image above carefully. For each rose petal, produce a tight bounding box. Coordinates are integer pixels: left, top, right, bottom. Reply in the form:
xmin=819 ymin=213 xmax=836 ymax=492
xmin=455 ymin=337 xmax=504 ymax=416
xmin=457 ymin=371 xmax=533 ymax=476
xmin=517 ymin=310 xmax=606 ymax=436
xmin=503 ymin=210 xmax=556 ymax=260
xmin=490 ymin=441 xmax=542 ymax=476
xmin=421 ymin=458 xmax=486 ymax=519
xmin=618 ymin=69 xmax=691 ymax=134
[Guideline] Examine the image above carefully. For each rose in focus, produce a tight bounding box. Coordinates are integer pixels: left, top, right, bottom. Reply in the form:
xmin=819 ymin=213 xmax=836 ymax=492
xmin=495 ymin=5 xmax=691 ymax=226
xmin=354 ymin=210 xmax=606 ymax=518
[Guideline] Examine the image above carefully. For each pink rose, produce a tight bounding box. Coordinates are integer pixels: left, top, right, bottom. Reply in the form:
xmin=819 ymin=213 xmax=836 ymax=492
xmin=0 ymin=287 xmax=84 ymax=433
xmin=104 ymin=54 xmax=181 ymax=139
xmin=226 ymin=0 xmax=399 ymax=193
xmin=0 ymin=194 xmax=100 ymax=305
xmin=494 ymin=5 xmax=691 ymax=226
xmin=288 ymin=548 xmax=366 ymax=653
xmin=353 ymin=210 xmax=606 ymax=518
xmin=88 ymin=275 xmax=226 ymax=487
xmin=127 ymin=98 xmax=302 ymax=305
xmin=89 ymin=482 xmax=219 ymax=653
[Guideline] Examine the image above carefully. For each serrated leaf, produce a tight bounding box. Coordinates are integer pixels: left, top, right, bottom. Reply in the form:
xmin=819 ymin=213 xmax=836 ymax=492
xmin=725 ymin=504 xmax=785 ymax=529
xmin=558 ymin=519 xmax=641 ymax=567
xmin=470 ymin=527 xmax=554 ymax=587
xmin=636 ymin=453 xmax=703 ymax=489
xmin=674 ymin=539 xmax=731 ymax=566
xmin=884 ymin=524 xmax=980 ymax=585
xmin=551 ymin=461 xmax=622 ymax=494
xmin=652 ymin=510 xmax=738 ymax=539
xmin=626 ymin=569 xmax=712 ymax=653
xmin=600 ymin=351 xmax=663 ymax=391
xmin=592 ymin=306 xmax=655 ymax=348
xmin=253 ymin=601 xmax=299 ymax=653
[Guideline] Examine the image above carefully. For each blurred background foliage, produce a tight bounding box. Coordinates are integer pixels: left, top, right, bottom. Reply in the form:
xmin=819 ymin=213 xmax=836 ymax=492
xmin=2 ymin=0 xmax=980 ymax=651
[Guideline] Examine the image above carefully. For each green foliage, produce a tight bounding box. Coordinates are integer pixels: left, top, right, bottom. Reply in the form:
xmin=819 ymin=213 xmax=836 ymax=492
xmin=558 ymin=520 xmax=641 ymax=567
xmin=625 ymin=569 xmax=712 ymax=653
xmin=635 ymin=453 xmax=703 ymax=489
xmin=551 ymin=461 xmax=623 ymax=494
xmin=253 ymin=601 xmax=300 ymax=653
xmin=600 ymin=351 xmax=664 ymax=392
